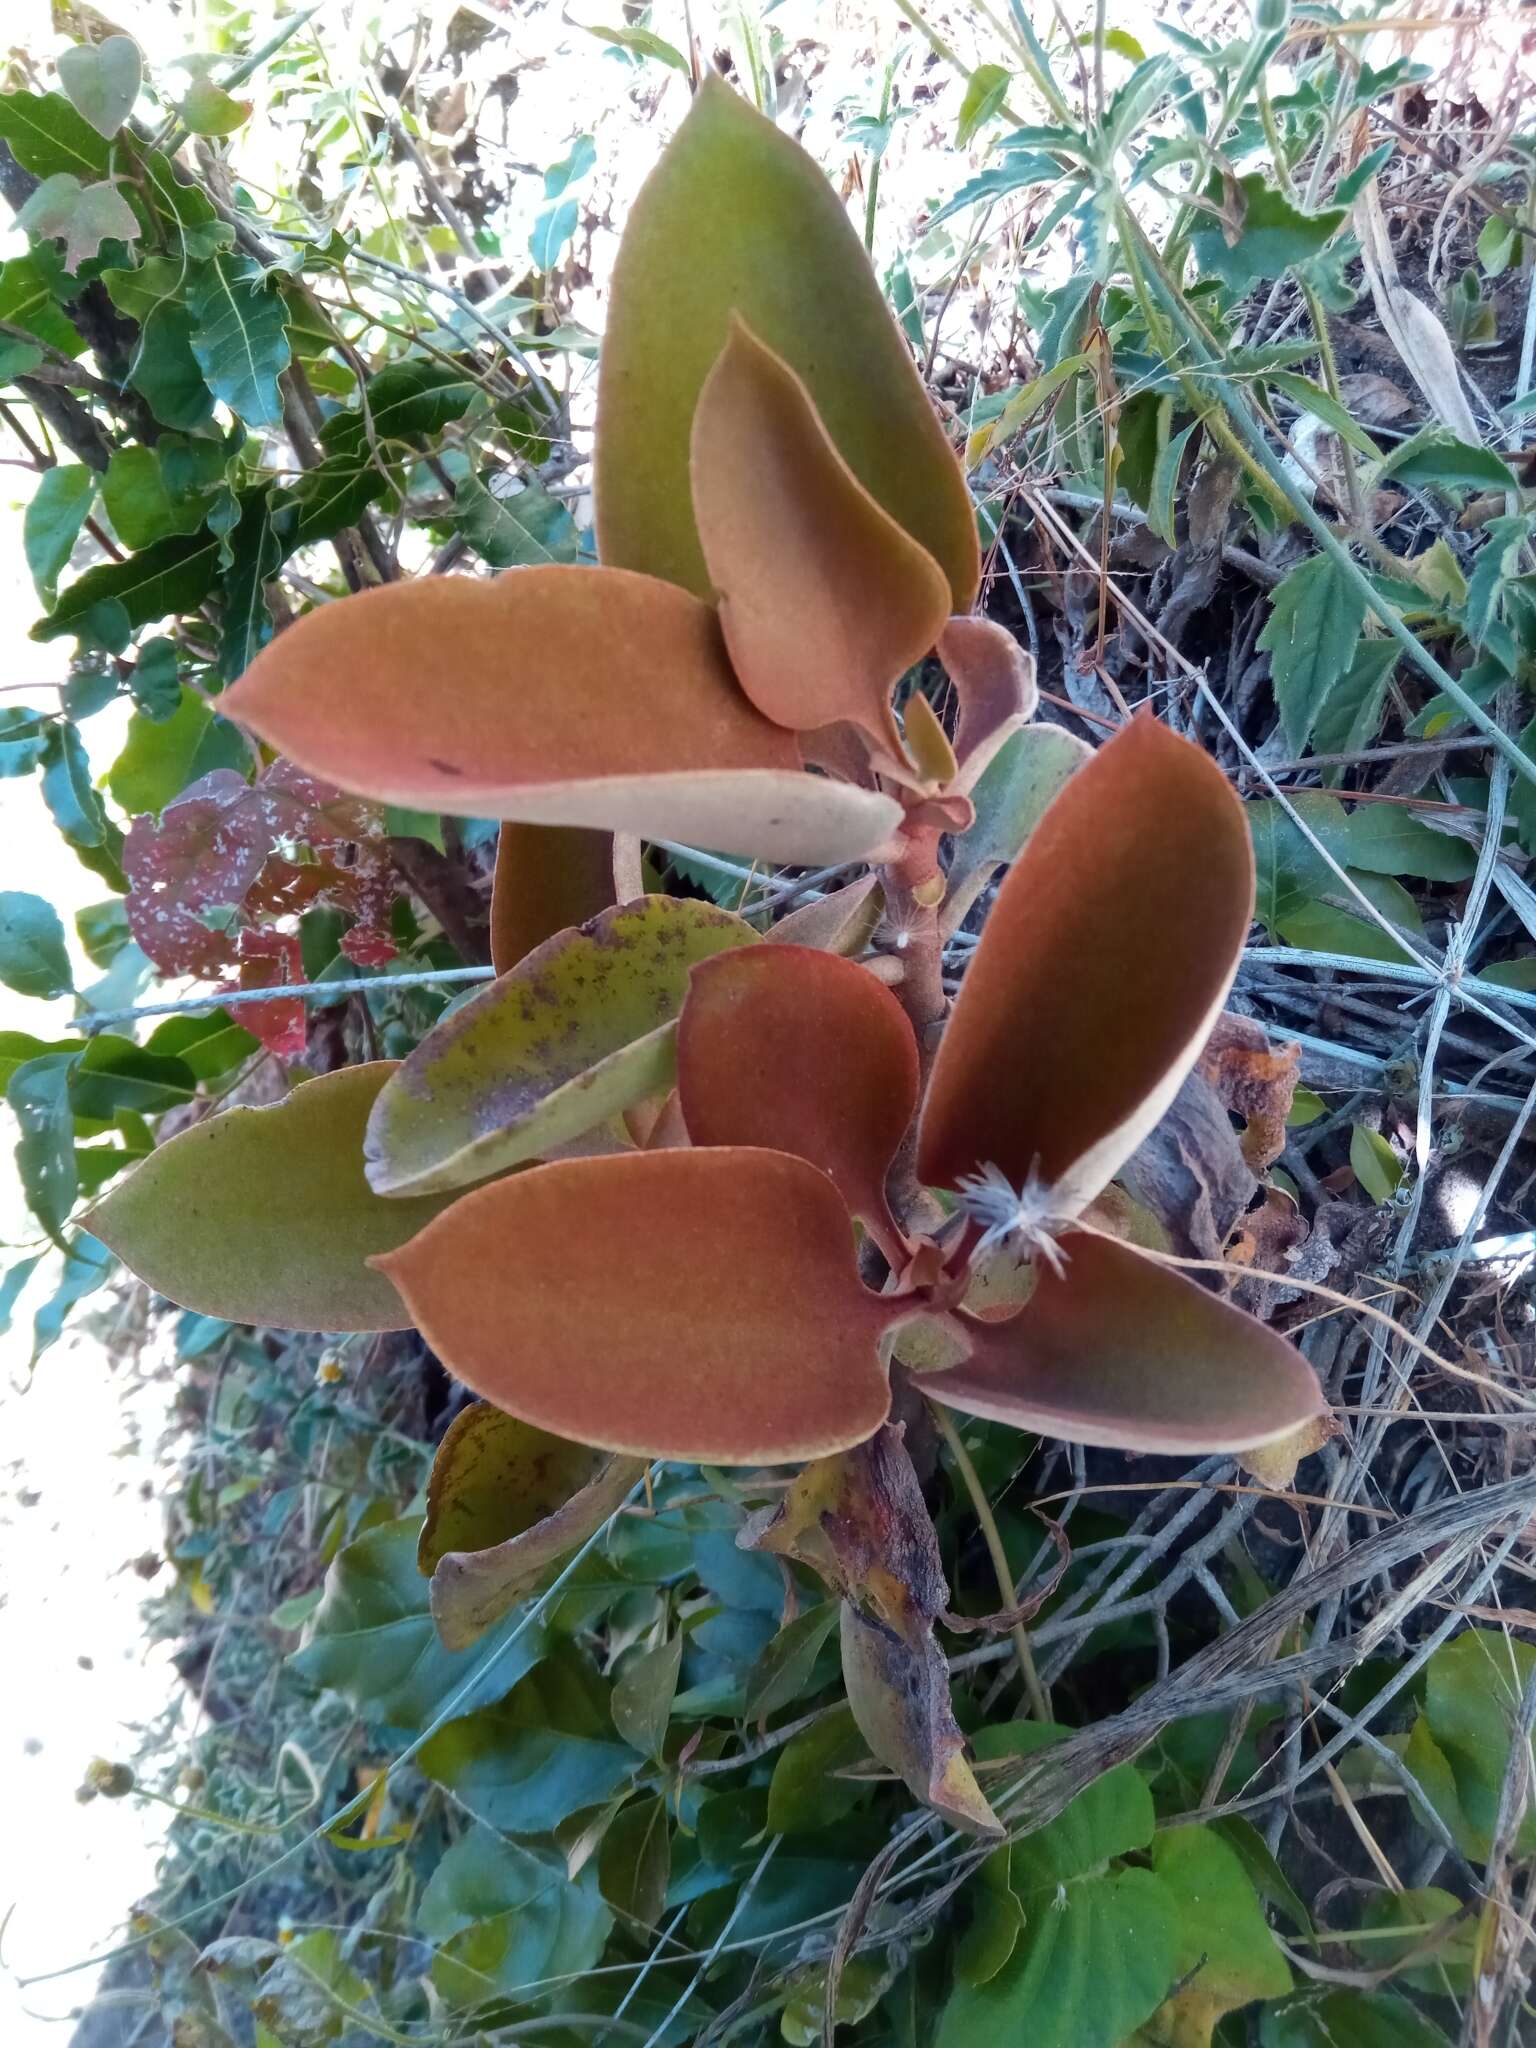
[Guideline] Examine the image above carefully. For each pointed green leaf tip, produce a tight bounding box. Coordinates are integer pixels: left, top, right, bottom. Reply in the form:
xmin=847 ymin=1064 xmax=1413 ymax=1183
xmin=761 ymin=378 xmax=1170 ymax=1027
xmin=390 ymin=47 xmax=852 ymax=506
xmin=87 ymin=1064 xmax=461 ymax=1331
xmin=596 ymin=74 xmax=978 ymax=609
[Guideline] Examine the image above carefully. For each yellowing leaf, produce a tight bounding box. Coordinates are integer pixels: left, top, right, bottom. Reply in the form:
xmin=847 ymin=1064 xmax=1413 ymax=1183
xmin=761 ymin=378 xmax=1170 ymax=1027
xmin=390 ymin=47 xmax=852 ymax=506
xmin=366 ymin=896 xmax=758 ymax=1197
xmin=375 ymin=1148 xmax=896 ymax=1463
xmin=597 ymin=74 xmax=978 ymax=608
xmin=88 ymin=1065 xmax=458 ymax=1331
xmin=418 ymin=1402 xmax=607 ymax=1575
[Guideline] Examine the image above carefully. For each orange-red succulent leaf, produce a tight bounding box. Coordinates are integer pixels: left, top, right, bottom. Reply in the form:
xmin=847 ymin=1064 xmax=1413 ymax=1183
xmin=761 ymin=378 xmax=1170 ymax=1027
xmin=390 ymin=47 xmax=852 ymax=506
xmin=923 ymin=1229 xmax=1326 ymax=1454
xmin=939 ymin=616 xmax=1038 ymax=789
xmin=919 ymin=716 xmax=1255 ymax=1216
xmin=87 ymin=1065 xmax=457 ymax=1331
xmin=596 ymin=73 xmax=979 ymax=610
xmin=677 ymin=945 xmax=918 ymax=1246
xmin=490 ymin=823 xmax=615 ymax=976
xmin=690 ymin=321 xmax=950 ymax=757
xmin=223 ymin=569 xmax=901 ymax=864
xmin=373 ymin=1148 xmax=896 ymax=1464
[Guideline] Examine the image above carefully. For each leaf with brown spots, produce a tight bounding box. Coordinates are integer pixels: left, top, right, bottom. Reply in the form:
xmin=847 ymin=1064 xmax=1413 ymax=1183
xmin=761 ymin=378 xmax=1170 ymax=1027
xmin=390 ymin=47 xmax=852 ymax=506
xmin=743 ymin=1425 xmax=1000 ymax=1836
xmin=365 ymin=896 xmax=759 ymax=1197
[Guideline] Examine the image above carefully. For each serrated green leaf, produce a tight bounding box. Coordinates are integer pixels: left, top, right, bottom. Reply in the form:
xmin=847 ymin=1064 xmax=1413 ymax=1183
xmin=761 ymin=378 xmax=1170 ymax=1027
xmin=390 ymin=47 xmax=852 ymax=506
xmin=33 ymin=529 xmax=220 ymax=642
xmin=24 ymin=465 xmax=95 ymax=608
xmin=1310 ymin=639 xmax=1396 ymax=759
xmin=1190 ymin=175 xmax=1346 ymax=287
xmin=1380 ymin=427 xmax=1518 ymax=494
xmin=0 ymin=89 xmax=111 ymax=180
xmin=293 ymin=1515 xmax=543 ymax=1732
xmin=1266 ymin=371 xmax=1382 ymax=458
xmin=188 ymin=253 xmax=291 ymax=428
xmin=102 ymin=437 xmax=225 ymax=551
xmin=1258 ymin=553 xmax=1366 ymax=754
xmin=40 ymin=719 xmax=105 ymax=846
xmin=0 ymin=892 xmax=73 ymax=999
xmin=9 ymin=1052 xmax=80 ymax=1246
xmin=456 ymin=474 xmax=582 ymax=566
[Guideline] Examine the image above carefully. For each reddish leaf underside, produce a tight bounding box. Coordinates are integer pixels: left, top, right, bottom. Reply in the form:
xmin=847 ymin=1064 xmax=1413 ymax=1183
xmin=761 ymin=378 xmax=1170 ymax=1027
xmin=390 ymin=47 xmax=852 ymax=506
xmin=489 ymin=823 xmax=615 ymax=977
xmin=222 ymin=569 xmax=902 ymax=864
xmin=938 ymin=616 xmax=1038 ymax=787
xmin=922 ymin=1229 xmax=1326 ymax=1454
xmin=919 ymin=715 xmax=1255 ymax=1218
xmin=373 ymin=1148 xmax=897 ymax=1464
xmin=690 ymin=320 xmax=951 ymax=761
xmin=677 ymin=945 xmax=918 ymax=1253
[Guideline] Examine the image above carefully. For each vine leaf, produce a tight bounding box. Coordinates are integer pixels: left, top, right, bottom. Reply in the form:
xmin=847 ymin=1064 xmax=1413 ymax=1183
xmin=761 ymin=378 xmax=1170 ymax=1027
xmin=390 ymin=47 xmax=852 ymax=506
xmin=87 ymin=1065 xmax=460 ymax=1331
xmin=374 ymin=1148 xmax=897 ymax=1463
xmin=188 ymin=252 xmax=292 ymax=428
xmin=56 ymin=37 xmax=142 ymax=138
xmin=365 ymin=895 xmax=758 ymax=1198
xmin=16 ymin=173 xmax=139 ymax=272
xmin=919 ymin=716 xmax=1254 ymax=1218
xmin=597 ymin=72 xmax=978 ymax=608
xmin=223 ymin=569 xmax=903 ymax=863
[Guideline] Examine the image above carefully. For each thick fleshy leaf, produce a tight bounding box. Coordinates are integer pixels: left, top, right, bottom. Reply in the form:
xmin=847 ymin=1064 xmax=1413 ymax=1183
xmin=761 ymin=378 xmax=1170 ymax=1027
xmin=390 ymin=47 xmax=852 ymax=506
xmin=677 ymin=944 xmax=917 ymax=1251
xmin=745 ymin=1426 xmax=1000 ymax=1836
xmin=596 ymin=74 xmax=978 ymax=609
xmin=920 ymin=716 xmax=1253 ymax=1215
xmin=768 ymin=873 xmax=882 ymax=955
xmin=691 ymin=321 xmax=950 ymax=758
xmin=431 ymin=1450 xmax=647 ymax=1652
xmin=88 ymin=1065 xmax=457 ymax=1331
xmin=923 ymin=1230 xmax=1325 ymax=1454
xmin=223 ymin=569 xmax=902 ymax=864
xmin=939 ymin=617 xmax=1038 ymax=789
xmin=418 ymin=1401 xmax=607 ymax=1574
xmin=366 ymin=896 xmax=758 ymax=1197
xmin=841 ymin=1604 xmax=1001 ymax=1837
xmin=490 ymin=823 xmax=614 ymax=975
xmin=373 ymin=1148 xmax=895 ymax=1463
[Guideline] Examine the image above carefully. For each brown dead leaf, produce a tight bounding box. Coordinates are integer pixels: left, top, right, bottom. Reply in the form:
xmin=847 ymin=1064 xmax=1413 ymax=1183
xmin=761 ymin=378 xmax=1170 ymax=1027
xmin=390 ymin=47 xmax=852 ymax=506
xmin=1198 ymin=1013 xmax=1301 ymax=1171
xmin=1239 ymin=1409 xmax=1342 ymax=1491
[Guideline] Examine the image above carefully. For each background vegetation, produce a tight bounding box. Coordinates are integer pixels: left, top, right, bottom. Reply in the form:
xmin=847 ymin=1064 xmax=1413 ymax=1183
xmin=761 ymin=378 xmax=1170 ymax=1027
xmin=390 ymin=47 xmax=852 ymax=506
xmin=1 ymin=0 xmax=1535 ymax=2043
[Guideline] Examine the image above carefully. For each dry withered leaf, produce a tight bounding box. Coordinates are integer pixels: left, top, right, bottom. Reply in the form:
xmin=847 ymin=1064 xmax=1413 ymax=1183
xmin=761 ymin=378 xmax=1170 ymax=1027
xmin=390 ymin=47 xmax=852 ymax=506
xmin=1197 ymin=1013 xmax=1301 ymax=1172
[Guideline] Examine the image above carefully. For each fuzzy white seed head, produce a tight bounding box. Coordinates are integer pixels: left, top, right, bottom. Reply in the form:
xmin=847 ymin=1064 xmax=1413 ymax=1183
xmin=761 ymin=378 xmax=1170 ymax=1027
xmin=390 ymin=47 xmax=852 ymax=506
xmin=953 ymin=1160 xmax=1073 ymax=1279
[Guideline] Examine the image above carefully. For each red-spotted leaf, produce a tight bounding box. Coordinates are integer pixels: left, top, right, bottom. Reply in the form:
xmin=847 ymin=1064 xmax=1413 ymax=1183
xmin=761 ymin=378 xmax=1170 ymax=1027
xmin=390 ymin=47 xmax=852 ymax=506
xmin=123 ymin=761 xmax=394 ymax=982
xmin=87 ymin=1065 xmax=458 ymax=1331
xmin=922 ymin=1229 xmax=1325 ymax=1453
xmin=237 ymin=928 xmax=304 ymax=1057
xmin=939 ymin=616 xmax=1038 ymax=788
xmin=919 ymin=716 xmax=1253 ymax=1217
xmin=223 ymin=569 xmax=902 ymax=865
xmin=490 ymin=823 xmax=614 ymax=976
xmin=677 ymin=945 xmax=917 ymax=1253
xmin=691 ymin=321 xmax=950 ymax=759
xmin=373 ymin=1148 xmax=896 ymax=1463
xmin=366 ymin=896 xmax=758 ymax=1197
xmin=597 ymin=73 xmax=979 ymax=610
